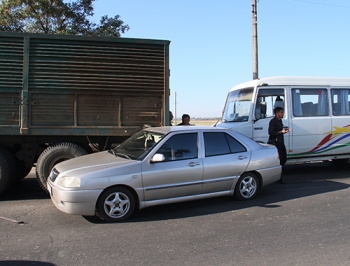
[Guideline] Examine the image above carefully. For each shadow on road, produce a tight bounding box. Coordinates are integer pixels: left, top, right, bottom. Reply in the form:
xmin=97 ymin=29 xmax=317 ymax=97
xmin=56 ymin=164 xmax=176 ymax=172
xmin=0 ymin=176 xmax=49 ymax=201
xmin=0 ymin=261 xmax=56 ymax=266
xmin=2 ymin=161 xmax=350 ymax=224
xmin=282 ymin=160 xmax=350 ymax=182
xmin=115 ymin=179 xmax=349 ymax=223
xmin=84 ymin=161 xmax=350 ymax=223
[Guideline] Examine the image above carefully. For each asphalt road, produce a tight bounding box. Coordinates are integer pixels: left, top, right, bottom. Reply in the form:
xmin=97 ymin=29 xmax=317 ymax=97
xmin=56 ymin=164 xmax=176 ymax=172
xmin=1 ymin=161 xmax=350 ymax=266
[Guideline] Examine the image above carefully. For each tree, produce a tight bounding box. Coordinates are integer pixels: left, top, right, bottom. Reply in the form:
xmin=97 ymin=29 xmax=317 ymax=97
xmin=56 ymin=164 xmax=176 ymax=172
xmin=0 ymin=0 xmax=129 ymax=37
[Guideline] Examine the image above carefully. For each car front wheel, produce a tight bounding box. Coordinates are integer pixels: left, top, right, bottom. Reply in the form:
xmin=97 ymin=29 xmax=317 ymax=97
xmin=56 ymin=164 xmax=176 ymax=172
xmin=234 ymin=172 xmax=259 ymax=201
xmin=97 ymin=187 xmax=135 ymax=222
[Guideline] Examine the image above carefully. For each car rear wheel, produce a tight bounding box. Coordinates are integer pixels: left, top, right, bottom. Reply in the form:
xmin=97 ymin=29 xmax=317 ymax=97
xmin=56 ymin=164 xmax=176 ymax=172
xmin=97 ymin=187 xmax=135 ymax=222
xmin=234 ymin=172 xmax=259 ymax=201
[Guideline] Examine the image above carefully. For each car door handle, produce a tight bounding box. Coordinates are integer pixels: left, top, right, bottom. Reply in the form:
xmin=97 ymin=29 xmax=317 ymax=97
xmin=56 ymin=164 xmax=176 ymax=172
xmin=188 ymin=162 xmax=200 ymax=167
xmin=238 ymin=156 xmax=247 ymax=160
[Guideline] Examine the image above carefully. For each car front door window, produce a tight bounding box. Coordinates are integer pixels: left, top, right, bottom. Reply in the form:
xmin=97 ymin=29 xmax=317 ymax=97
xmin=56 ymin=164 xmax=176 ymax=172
xmin=156 ymin=133 xmax=198 ymax=161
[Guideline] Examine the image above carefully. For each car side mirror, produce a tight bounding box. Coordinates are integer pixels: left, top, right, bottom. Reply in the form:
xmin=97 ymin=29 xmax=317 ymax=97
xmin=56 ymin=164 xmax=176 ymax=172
xmin=151 ymin=154 xmax=165 ymax=163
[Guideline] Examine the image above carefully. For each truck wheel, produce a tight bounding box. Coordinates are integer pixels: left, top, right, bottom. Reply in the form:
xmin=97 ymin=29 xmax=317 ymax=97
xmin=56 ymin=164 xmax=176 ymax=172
xmin=36 ymin=143 xmax=87 ymax=192
xmin=0 ymin=147 xmax=16 ymax=195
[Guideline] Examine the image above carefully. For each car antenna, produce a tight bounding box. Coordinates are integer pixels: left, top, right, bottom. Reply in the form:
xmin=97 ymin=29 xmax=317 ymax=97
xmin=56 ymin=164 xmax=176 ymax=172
xmin=213 ymin=117 xmax=221 ymax=127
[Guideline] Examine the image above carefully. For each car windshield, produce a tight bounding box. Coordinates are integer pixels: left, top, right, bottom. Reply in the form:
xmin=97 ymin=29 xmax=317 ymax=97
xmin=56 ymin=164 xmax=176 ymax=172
xmin=110 ymin=130 xmax=165 ymax=160
xmin=222 ymin=88 xmax=253 ymax=122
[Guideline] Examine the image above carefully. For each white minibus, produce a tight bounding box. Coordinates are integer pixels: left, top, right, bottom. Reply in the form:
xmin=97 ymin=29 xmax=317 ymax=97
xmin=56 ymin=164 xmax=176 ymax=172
xmin=216 ymin=76 xmax=350 ymax=163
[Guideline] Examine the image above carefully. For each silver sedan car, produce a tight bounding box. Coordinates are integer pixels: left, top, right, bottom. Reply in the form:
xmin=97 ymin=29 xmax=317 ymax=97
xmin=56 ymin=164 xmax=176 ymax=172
xmin=47 ymin=126 xmax=281 ymax=222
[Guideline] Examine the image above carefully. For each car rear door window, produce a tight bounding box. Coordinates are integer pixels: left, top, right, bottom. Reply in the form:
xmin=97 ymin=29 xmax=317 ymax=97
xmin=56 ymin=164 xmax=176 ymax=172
xmin=156 ymin=133 xmax=198 ymax=161
xmin=204 ymin=132 xmax=246 ymax=157
xmin=226 ymin=134 xmax=247 ymax=153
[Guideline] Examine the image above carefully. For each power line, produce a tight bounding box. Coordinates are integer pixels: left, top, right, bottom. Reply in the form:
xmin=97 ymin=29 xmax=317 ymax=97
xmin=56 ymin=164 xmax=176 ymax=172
xmin=293 ymin=0 xmax=350 ymax=9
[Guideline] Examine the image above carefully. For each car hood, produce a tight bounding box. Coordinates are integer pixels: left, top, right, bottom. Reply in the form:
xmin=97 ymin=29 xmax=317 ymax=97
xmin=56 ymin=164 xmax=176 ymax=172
xmin=54 ymin=151 xmax=138 ymax=177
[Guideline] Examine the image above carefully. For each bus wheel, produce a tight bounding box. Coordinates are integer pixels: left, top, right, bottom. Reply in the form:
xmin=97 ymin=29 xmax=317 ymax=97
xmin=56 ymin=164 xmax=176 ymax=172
xmin=36 ymin=143 xmax=87 ymax=193
xmin=331 ymin=159 xmax=349 ymax=165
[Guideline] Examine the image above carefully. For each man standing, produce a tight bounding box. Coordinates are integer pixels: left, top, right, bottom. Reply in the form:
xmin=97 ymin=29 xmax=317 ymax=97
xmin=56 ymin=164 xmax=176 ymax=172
xmin=169 ymin=111 xmax=174 ymax=125
xmin=268 ymin=107 xmax=290 ymax=180
xmin=177 ymin=114 xmax=192 ymax=125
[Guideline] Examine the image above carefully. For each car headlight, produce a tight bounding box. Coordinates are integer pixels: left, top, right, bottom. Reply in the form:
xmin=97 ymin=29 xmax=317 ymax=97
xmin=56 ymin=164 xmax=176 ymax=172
xmin=56 ymin=176 xmax=81 ymax=188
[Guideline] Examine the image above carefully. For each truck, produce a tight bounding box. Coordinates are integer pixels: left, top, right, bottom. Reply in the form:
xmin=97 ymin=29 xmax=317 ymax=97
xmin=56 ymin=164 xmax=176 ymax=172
xmin=0 ymin=32 xmax=170 ymax=195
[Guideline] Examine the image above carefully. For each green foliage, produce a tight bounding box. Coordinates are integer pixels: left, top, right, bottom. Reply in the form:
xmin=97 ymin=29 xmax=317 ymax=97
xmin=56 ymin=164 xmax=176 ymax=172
xmin=0 ymin=0 xmax=129 ymax=37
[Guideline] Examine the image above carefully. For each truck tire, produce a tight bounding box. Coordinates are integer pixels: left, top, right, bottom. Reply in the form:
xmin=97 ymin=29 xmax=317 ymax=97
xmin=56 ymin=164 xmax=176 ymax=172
xmin=36 ymin=142 xmax=87 ymax=193
xmin=0 ymin=147 xmax=16 ymax=195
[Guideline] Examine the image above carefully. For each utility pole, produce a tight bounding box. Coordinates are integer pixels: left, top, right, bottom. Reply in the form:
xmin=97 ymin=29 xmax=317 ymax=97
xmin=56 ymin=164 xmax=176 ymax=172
xmin=252 ymin=0 xmax=258 ymax=80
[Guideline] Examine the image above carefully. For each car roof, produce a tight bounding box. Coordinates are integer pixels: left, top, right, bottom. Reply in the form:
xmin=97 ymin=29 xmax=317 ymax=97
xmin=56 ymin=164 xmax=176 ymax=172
xmin=143 ymin=126 xmax=262 ymax=150
xmin=144 ymin=126 xmax=229 ymax=134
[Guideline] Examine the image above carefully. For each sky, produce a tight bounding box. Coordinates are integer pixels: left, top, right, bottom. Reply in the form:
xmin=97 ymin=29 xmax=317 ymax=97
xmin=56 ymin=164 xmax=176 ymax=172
xmin=92 ymin=0 xmax=350 ymax=118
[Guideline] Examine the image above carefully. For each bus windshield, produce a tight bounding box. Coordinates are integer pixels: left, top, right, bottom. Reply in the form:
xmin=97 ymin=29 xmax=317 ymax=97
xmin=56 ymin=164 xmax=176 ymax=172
xmin=222 ymin=88 xmax=254 ymax=122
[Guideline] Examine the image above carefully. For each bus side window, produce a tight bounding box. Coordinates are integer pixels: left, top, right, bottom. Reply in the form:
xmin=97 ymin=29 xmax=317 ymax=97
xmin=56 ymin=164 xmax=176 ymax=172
xmin=301 ymin=102 xmax=313 ymax=116
xmin=292 ymin=88 xmax=328 ymax=117
xmin=331 ymin=89 xmax=350 ymax=116
xmin=256 ymin=88 xmax=285 ymax=119
xmin=255 ymin=101 xmax=267 ymax=119
xmin=273 ymin=96 xmax=284 ymax=109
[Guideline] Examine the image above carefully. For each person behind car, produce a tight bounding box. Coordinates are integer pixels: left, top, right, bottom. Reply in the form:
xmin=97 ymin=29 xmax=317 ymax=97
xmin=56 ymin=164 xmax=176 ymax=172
xmin=177 ymin=114 xmax=192 ymax=125
xmin=169 ymin=111 xmax=174 ymax=125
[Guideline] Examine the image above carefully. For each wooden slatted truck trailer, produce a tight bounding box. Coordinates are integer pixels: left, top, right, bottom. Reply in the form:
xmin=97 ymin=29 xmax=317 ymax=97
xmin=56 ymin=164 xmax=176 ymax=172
xmin=0 ymin=32 xmax=170 ymax=195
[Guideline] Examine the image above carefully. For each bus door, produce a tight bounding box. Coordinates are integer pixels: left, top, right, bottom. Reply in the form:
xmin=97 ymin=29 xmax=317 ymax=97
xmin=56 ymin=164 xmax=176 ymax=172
xmin=330 ymin=88 xmax=350 ymax=156
xmin=252 ymin=87 xmax=289 ymax=149
xmin=289 ymin=87 xmax=331 ymax=158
